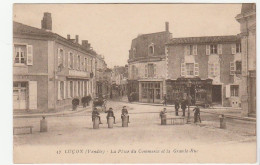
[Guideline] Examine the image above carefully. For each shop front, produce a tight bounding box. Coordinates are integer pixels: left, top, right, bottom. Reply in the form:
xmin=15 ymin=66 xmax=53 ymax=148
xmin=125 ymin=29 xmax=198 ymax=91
xmin=139 ymin=80 xmax=163 ymax=104
xmin=166 ymin=78 xmax=213 ymax=106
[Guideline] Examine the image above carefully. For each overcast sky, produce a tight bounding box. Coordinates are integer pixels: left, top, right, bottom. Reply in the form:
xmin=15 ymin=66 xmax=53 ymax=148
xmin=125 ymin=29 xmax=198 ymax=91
xmin=13 ymin=4 xmax=242 ymax=68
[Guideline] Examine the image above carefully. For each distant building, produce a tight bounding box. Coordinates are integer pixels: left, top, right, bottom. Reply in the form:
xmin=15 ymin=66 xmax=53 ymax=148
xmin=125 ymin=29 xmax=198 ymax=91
xmin=111 ymin=65 xmax=128 ymax=97
xmin=13 ymin=12 xmax=96 ymax=112
xmin=166 ymin=35 xmax=242 ymax=107
xmin=95 ymin=54 xmax=110 ymax=98
xmin=236 ymin=3 xmax=256 ymax=117
xmin=128 ymin=22 xmax=172 ymax=103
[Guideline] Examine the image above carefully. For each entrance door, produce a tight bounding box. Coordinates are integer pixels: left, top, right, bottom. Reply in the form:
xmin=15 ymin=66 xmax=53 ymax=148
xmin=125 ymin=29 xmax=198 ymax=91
xmin=148 ymin=89 xmax=154 ymax=103
xmin=212 ymin=85 xmax=222 ymax=104
xmin=13 ymin=82 xmax=27 ymax=110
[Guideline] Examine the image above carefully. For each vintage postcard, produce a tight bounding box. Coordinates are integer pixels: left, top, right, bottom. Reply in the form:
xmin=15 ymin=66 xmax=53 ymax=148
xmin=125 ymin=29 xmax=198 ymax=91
xmin=13 ymin=3 xmax=257 ymax=164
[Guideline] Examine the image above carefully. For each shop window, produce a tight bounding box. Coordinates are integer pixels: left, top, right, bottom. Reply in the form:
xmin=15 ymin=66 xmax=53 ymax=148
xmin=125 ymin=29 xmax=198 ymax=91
xmin=231 ymin=85 xmax=239 ymax=97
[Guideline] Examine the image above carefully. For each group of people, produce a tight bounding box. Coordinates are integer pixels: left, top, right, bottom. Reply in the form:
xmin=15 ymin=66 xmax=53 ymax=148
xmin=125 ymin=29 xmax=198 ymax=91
xmin=92 ymin=106 xmax=130 ymax=124
xmin=160 ymin=101 xmax=201 ymax=123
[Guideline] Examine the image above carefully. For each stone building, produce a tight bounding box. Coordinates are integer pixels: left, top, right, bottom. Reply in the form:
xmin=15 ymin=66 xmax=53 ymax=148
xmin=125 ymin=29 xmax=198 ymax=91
xmin=166 ymin=35 xmax=242 ymax=107
xmin=235 ymin=3 xmax=256 ymax=117
xmin=95 ymin=54 xmax=110 ymax=98
xmin=111 ymin=65 xmax=128 ymax=98
xmin=128 ymin=22 xmax=172 ymax=103
xmin=13 ymin=12 xmax=96 ymax=112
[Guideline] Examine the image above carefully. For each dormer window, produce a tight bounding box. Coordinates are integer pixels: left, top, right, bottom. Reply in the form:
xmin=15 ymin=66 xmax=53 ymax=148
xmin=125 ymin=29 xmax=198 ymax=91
xmin=148 ymin=43 xmax=154 ymax=55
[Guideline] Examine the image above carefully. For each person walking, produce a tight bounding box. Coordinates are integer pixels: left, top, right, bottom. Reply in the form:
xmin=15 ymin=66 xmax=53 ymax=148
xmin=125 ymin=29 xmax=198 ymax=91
xmin=92 ymin=107 xmax=102 ymax=124
xmin=175 ymin=99 xmax=180 ymax=116
xmin=106 ymin=107 xmax=116 ymax=124
xmin=181 ymin=99 xmax=187 ymax=117
xmin=193 ymin=106 xmax=201 ymax=123
xmin=121 ymin=106 xmax=130 ymax=123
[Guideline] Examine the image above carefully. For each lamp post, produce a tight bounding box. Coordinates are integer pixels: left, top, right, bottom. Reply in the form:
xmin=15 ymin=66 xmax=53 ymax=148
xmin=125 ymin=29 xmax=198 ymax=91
xmin=187 ymin=79 xmax=192 ymax=124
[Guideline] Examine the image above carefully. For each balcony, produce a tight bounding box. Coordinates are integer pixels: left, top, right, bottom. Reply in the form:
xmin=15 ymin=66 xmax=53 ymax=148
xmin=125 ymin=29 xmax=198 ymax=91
xmin=67 ymin=69 xmax=91 ymax=79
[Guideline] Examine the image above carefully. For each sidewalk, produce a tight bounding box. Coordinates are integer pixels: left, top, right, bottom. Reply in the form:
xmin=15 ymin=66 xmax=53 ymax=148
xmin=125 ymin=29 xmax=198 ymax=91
xmin=13 ymin=106 xmax=92 ymax=118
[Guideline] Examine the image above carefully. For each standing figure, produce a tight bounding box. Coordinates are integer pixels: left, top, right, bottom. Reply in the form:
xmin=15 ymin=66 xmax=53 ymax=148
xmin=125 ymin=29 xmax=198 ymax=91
xmin=160 ymin=108 xmax=167 ymax=118
xmin=175 ymin=99 xmax=180 ymax=116
xmin=193 ymin=106 xmax=201 ymax=123
xmin=121 ymin=106 xmax=130 ymax=123
xmin=163 ymin=94 xmax=167 ymax=106
xmin=92 ymin=107 xmax=102 ymax=124
xmin=181 ymin=99 xmax=187 ymax=117
xmin=106 ymin=107 xmax=116 ymax=124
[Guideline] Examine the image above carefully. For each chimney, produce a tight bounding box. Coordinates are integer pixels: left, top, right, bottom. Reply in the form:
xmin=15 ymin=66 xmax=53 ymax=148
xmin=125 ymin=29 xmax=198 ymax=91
xmin=165 ymin=22 xmax=169 ymax=32
xmin=82 ymin=40 xmax=91 ymax=49
xmin=75 ymin=35 xmax=79 ymax=44
xmin=67 ymin=34 xmax=70 ymax=40
xmin=41 ymin=12 xmax=52 ymax=31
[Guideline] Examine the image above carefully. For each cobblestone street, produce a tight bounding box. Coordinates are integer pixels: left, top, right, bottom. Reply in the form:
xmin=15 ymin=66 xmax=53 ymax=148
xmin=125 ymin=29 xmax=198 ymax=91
xmin=13 ymin=100 xmax=256 ymax=163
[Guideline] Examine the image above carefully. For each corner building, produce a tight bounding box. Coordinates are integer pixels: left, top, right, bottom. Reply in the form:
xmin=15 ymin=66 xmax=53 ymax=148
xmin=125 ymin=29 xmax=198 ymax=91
xmin=128 ymin=22 xmax=172 ymax=103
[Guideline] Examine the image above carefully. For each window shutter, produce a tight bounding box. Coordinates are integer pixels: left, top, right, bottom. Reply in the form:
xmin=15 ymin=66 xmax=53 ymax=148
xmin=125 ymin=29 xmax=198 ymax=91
xmin=231 ymin=44 xmax=236 ymax=54
xmin=68 ymin=53 xmax=70 ymax=69
xmin=145 ymin=64 xmax=148 ymax=78
xmin=230 ymin=62 xmax=235 ymax=75
xmin=29 ymin=81 xmax=37 ymax=109
xmin=194 ymin=63 xmax=199 ymax=76
xmin=154 ymin=64 xmax=157 ymax=77
xmin=63 ymin=81 xmax=66 ymax=99
xmin=184 ymin=45 xmax=188 ymax=55
xmin=63 ymin=51 xmax=66 ymax=67
xmin=57 ymin=81 xmax=61 ymax=100
xmin=58 ymin=49 xmax=61 ymax=66
xmin=181 ymin=63 xmax=186 ymax=76
xmin=206 ymin=45 xmax=210 ymax=55
xmin=27 ymin=45 xmax=33 ymax=65
xmin=226 ymin=85 xmax=230 ymax=98
xmin=67 ymin=81 xmax=70 ymax=98
xmin=193 ymin=45 xmax=197 ymax=55
xmin=217 ymin=44 xmax=222 ymax=54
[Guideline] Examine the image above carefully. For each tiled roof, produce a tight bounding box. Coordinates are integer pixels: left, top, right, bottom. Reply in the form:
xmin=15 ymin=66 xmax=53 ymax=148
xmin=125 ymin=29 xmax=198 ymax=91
xmin=13 ymin=21 xmax=97 ymax=56
xmin=167 ymin=35 xmax=240 ymax=45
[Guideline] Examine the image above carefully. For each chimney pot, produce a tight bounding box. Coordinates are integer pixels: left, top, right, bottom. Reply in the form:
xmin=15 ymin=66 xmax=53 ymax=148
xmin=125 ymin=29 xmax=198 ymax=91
xmin=165 ymin=22 xmax=169 ymax=32
xmin=41 ymin=12 xmax=52 ymax=31
xmin=75 ymin=35 xmax=79 ymax=43
xmin=67 ymin=34 xmax=70 ymax=40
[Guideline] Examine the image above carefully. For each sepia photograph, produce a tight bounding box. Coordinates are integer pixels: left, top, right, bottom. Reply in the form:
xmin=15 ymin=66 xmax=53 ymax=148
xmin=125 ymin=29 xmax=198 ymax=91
xmin=11 ymin=2 xmax=257 ymax=164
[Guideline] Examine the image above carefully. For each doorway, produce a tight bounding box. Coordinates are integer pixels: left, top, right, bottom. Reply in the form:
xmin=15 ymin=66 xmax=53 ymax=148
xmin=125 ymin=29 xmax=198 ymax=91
xmin=212 ymin=85 xmax=222 ymax=104
xmin=13 ymin=82 xmax=27 ymax=110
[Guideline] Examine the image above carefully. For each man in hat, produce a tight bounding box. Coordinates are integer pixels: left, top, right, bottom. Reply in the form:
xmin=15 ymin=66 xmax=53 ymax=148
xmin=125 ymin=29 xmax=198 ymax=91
xmin=174 ymin=99 xmax=180 ymax=116
xmin=193 ymin=105 xmax=201 ymax=123
xmin=106 ymin=107 xmax=116 ymax=124
xmin=92 ymin=107 xmax=102 ymax=124
xmin=181 ymin=99 xmax=187 ymax=117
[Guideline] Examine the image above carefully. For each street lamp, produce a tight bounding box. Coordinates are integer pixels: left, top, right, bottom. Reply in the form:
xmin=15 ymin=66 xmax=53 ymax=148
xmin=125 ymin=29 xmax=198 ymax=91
xmin=186 ymin=79 xmax=192 ymax=124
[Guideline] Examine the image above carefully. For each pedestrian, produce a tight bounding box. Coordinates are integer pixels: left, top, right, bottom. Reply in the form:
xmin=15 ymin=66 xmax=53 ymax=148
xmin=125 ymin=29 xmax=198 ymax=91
xmin=106 ymin=107 xmax=116 ymax=124
xmin=175 ymin=99 xmax=180 ymax=116
xmin=160 ymin=107 xmax=167 ymax=118
xmin=121 ymin=106 xmax=130 ymax=123
xmin=193 ymin=106 xmax=201 ymax=123
xmin=163 ymin=94 xmax=167 ymax=106
xmin=181 ymin=99 xmax=187 ymax=117
xmin=92 ymin=107 xmax=102 ymax=124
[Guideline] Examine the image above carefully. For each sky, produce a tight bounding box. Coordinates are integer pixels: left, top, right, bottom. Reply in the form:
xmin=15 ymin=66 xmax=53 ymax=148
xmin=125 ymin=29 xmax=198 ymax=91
xmin=13 ymin=4 xmax=242 ymax=68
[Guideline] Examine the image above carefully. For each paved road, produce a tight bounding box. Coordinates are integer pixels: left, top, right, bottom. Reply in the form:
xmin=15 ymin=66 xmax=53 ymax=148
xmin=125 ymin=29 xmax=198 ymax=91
xmin=13 ymin=100 xmax=256 ymax=163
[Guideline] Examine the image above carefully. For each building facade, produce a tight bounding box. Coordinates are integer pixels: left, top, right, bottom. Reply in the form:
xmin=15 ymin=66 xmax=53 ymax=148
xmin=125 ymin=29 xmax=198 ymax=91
xmin=111 ymin=65 xmax=128 ymax=98
xmin=128 ymin=22 xmax=172 ymax=103
xmin=95 ymin=54 xmax=110 ymax=98
xmin=13 ymin=12 xmax=96 ymax=112
xmin=166 ymin=35 xmax=242 ymax=107
xmin=235 ymin=3 xmax=256 ymax=117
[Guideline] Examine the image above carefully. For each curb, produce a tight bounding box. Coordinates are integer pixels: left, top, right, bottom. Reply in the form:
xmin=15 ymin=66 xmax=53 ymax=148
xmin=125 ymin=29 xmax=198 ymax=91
xmin=13 ymin=106 xmax=91 ymax=118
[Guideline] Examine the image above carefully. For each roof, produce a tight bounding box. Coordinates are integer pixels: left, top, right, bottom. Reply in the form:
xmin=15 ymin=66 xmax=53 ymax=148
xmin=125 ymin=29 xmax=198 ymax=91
xmin=13 ymin=21 xmax=97 ymax=56
xmin=167 ymin=35 xmax=240 ymax=45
